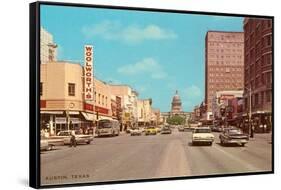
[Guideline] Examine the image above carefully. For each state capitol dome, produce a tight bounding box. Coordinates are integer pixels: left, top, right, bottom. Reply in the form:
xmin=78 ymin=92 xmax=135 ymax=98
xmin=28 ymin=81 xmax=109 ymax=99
xmin=171 ymin=90 xmax=182 ymax=113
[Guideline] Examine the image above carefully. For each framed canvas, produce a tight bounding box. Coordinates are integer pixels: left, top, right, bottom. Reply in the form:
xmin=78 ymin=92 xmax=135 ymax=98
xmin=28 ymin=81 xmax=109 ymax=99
xmin=29 ymin=1 xmax=274 ymax=188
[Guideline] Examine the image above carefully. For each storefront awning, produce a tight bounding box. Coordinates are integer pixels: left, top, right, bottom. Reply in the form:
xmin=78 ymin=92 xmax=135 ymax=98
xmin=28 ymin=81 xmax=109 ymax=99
xmin=97 ymin=116 xmax=112 ymax=121
xmin=40 ymin=111 xmax=63 ymax=114
xmin=69 ymin=111 xmax=80 ymax=115
xmin=81 ymin=112 xmax=94 ymax=121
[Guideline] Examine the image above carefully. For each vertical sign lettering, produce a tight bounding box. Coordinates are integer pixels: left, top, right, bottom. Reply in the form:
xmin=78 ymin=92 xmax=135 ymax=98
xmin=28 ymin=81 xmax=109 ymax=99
xmin=84 ymin=45 xmax=93 ymax=101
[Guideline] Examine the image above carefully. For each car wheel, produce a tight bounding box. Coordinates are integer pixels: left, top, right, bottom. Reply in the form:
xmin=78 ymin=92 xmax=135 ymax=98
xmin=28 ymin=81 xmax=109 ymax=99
xmin=241 ymin=143 xmax=245 ymax=147
xmin=192 ymin=141 xmax=196 ymax=146
xmin=209 ymin=142 xmax=213 ymax=146
xmin=87 ymin=141 xmax=91 ymax=144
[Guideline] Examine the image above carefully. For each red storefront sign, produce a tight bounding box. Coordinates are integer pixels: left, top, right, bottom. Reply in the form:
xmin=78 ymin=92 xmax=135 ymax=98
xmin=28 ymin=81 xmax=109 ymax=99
xmin=84 ymin=103 xmax=93 ymax=111
xmin=95 ymin=106 xmax=109 ymax=115
xmin=83 ymin=103 xmax=109 ymax=115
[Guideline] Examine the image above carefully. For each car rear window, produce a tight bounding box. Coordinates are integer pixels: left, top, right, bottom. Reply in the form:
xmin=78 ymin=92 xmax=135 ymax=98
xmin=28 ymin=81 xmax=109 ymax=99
xmin=194 ymin=128 xmax=211 ymax=133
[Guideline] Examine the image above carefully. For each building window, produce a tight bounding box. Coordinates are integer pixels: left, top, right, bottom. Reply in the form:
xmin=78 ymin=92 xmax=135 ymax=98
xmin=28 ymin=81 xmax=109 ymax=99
xmin=68 ymin=83 xmax=75 ymax=96
xmin=266 ymin=91 xmax=271 ymax=102
xmin=261 ymin=91 xmax=264 ymax=105
xmin=40 ymin=82 xmax=43 ymax=96
xmin=98 ymin=94 xmax=101 ymax=104
xmin=254 ymin=93 xmax=259 ymax=106
xmin=267 ymin=35 xmax=271 ymax=46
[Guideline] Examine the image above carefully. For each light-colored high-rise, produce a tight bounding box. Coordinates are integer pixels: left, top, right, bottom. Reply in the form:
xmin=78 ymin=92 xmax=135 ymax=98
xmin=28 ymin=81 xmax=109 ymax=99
xmin=40 ymin=27 xmax=57 ymax=63
xmin=205 ymin=31 xmax=244 ymax=119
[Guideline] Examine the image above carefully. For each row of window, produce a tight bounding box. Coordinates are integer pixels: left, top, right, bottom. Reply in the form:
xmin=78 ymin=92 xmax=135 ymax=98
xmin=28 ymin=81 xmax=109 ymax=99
xmin=209 ymin=67 xmax=243 ymax=72
xmin=245 ymin=71 xmax=272 ymax=89
xmin=94 ymin=92 xmax=108 ymax=107
xmin=208 ymin=54 xmax=243 ymax=58
xmin=244 ymin=90 xmax=272 ymax=109
xmin=40 ymin=82 xmax=110 ymax=107
xmin=209 ymin=78 xmax=243 ymax=83
xmin=208 ymin=83 xmax=242 ymax=90
xmin=40 ymin=82 xmax=76 ymax=96
xmin=208 ymin=60 xmax=243 ymax=65
xmin=208 ymin=48 xmax=243 ymax=53
xmin=245 ymin=33 xmax=271 ymax=50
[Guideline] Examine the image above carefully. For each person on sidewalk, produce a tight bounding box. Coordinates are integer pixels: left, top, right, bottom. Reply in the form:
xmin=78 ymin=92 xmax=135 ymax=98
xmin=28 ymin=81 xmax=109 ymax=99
xmin=69 ymin=130 xmax=77 ymax=147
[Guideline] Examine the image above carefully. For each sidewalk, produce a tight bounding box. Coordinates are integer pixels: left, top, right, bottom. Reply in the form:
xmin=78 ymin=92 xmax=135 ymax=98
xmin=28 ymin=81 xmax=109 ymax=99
xmin=249 ymin=133 xmax=272 ymax=142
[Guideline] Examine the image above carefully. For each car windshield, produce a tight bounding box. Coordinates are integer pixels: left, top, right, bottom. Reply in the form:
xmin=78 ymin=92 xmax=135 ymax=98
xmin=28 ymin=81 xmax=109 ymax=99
xmin=58 ymin=132 xmax=69 ymax=136
xmin=194 ymin=128 xmax=211 ymax=133
xmin=228 ymin=129 xmax=243 ymax=135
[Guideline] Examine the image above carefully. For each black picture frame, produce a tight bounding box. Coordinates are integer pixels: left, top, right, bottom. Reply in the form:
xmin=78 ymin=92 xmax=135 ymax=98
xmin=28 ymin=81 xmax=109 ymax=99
xmin=30 ymin=1 xmax=274 ymax=188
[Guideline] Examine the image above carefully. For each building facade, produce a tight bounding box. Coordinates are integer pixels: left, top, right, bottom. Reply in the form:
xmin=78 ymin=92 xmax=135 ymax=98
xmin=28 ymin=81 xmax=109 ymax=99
xmin=243 ymin=18 xmax=273 ymax=132
xmin=212 ymin=90 xmax=243 ymax=126
xmin=205 ymin=31 xmax=244 ymax=120
xmin=109 ymin=85 xmax=138 ymax=128
xmin=40 ymin=61 xmax=113 ymax=135
xmin=137 ymin=99 xmax=152 ymax=126
xmin=40 ymin=27 xmax=57 ymax=63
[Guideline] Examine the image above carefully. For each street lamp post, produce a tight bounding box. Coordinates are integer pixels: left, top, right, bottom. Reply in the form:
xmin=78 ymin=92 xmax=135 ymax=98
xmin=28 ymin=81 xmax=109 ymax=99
xmin=245 ymin=86 xmax=254 ymax=138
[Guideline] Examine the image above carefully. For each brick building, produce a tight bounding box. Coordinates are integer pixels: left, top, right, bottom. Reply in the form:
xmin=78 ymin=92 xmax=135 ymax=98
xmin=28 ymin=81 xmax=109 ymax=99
xmin=243 ymin=18 xmax=273 ymax=132
xmin=205 ymin=31 xmax=244 ymax=120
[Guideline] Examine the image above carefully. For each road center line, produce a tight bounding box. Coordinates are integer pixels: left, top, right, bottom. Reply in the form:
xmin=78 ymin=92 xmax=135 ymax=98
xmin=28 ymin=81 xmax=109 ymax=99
xmin=155 ymin=139 xmax=191 ymax=177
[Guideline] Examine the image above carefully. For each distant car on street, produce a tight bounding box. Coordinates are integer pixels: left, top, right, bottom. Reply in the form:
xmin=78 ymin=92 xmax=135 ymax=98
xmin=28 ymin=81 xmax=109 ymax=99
xmin=161 ymin=125 xmax=172 ymax=134
xmin=178 ymin=125 xmax=184 ymax=132
xmin=145 ymin=126 xmax=157 ymax=135
xmin=130 ymin=128 xmax=142 ymax=136
xmin=211 ymin=125 xmax=223 ymax=132
xmin=192 ymin=126 xmax=214 ymax=146
xmin=219 ymin=127 xmax=249 ymax=146
xmin=57 ymin=130 xmax=94 ymax=145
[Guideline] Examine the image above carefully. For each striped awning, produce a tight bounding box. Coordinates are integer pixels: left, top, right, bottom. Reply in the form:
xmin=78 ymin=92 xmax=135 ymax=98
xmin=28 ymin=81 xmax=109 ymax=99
xmin=40 ymin=111 xmax=63 ymax=114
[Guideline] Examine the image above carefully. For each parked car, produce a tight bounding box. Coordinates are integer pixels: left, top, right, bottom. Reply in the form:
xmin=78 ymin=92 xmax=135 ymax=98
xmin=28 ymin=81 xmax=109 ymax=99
xmin=211 ymin=125 xmax=223 ymax=132
xmin=57 ymin=130 xmax=94 ymax=145
xmin=130 ymin=128 xmax=142 ymax=136
xmin=156 ymin=126 xmax=162 ymax=133
xmin=178 ymin=125 xmax=184 ymax=132
xmin=219 ymin=128 xmax=249 ymax=146
xmin=161 ymin=126 xmax=172 ymax=134
xmin=192 ymin=126 xmax=214 ymax=146
xmin=145 ymin=126 xmax=157 ymax=135
xmin=183 ymin=125 xmax=191 ymax=131
xmin=40 ymin=136 xmax=55 ymax=151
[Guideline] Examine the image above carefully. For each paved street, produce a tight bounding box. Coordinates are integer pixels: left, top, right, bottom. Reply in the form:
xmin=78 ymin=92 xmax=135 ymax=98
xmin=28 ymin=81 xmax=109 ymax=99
xmin=41 ymin=129 xmax=272 ymax=186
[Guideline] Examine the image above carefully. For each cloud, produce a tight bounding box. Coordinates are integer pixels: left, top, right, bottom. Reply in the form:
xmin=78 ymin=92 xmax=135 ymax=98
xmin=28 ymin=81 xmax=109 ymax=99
xmin=117 ymin=58 xmax=167 ymax=79
xmin=184 ymin=85 xmax=202 ymax=98
xmin=82 ymin=20 xmax=177 ymax=44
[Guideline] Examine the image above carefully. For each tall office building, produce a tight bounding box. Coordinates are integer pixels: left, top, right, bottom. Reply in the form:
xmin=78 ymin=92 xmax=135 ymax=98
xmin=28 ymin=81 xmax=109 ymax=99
xmin=205 ymin=31 xmax=244 ymax=119
xmin=243 ymin=18 xmax=272 ymax=130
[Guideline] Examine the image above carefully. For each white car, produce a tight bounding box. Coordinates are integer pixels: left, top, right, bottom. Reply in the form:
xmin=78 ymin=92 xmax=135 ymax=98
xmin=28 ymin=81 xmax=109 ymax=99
xmin=40 ymin=137 xmax=55 ymax=151
xmin=130 ymin=128 xmax=142 ymax=136
xmin=192 ymin=127 xmax=214 ymax=146
xmin=57 ymin=130 xmax=94 ymax=145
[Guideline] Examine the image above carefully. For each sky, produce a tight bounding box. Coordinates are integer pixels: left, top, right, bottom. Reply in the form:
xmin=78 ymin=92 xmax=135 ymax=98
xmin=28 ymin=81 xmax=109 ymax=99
xmin=41 ymin=5 xmax=244 ymax=112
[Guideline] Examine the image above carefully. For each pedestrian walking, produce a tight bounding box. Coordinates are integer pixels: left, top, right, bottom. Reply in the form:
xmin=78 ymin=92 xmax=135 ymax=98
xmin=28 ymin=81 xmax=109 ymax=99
xmin=69 ymin=130 xmax=77 ymax=147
